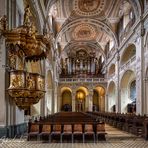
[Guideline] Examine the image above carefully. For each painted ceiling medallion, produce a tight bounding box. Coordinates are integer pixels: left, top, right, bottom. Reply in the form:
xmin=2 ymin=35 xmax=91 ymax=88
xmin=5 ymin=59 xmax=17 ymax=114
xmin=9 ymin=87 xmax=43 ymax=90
xmin=73 ymin=24 xmax=96 ymax=40
xmin=74 ymin=0 xmax=105 ymax=16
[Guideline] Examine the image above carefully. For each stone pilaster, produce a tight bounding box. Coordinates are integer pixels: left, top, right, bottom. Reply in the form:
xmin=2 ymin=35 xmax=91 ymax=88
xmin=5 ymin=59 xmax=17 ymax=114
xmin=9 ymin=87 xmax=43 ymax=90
xmin=88 ymin=90 xmax=93 ymax=111
xmin=72 ymin=92 xmax=76 ymax=112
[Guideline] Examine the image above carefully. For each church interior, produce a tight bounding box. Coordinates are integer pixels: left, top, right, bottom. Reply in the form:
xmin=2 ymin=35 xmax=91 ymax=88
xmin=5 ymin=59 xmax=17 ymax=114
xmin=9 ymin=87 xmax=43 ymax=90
xmin=0 ymin=0 xmax=148 ymax=147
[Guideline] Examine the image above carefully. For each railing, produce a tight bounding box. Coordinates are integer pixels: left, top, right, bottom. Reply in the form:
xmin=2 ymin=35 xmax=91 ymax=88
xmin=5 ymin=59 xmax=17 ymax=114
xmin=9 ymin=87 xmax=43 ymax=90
xmin=59 ymin=77 xmax=107 ymax=83
xmin=120 ymin=56 xmax=136 ymax=72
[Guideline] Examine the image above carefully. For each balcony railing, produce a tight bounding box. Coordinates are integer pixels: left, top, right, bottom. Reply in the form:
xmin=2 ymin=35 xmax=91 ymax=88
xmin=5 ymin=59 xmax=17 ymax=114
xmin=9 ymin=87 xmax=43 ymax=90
xmin=120 ymin=56 xmax=136 ymax=72
xmin=59 ymin=77 xmax=107 ymax=83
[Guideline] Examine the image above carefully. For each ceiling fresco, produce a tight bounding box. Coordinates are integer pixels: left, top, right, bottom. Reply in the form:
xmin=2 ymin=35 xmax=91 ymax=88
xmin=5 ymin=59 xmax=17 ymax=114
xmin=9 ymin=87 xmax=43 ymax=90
xmin=46 ymin=0 xmax=140 ymax=61
xmin=72 ymin=24 xmax=96 ymax=41
xmin=74 ymin=0 xmax=105 ymax=16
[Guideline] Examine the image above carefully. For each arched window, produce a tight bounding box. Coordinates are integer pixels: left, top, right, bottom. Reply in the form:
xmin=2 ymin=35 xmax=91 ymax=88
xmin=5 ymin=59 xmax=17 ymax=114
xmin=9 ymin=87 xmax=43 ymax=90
xmin=130 ymin=80 xmax=136 ymax=102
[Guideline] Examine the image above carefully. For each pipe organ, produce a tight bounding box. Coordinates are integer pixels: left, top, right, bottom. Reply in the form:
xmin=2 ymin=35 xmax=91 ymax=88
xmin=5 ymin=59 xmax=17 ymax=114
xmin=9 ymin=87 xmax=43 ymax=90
xmin=60 ymin=50 xmax=103 ymax=77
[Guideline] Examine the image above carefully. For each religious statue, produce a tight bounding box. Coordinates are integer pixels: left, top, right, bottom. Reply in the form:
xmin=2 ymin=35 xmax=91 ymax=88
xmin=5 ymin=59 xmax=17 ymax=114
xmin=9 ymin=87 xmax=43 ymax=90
xmin=18 ymin=49 xmax=25 ymax=70
xmin=11 ymin=75 xmax=23 ymax=88
xmin=38 ymin=78 xmax=44 ymax=90
xmin=23 ymin=5 xmax=31 ymax=26
xmin=28 ymin=23 xmax=37 ymax=40
xmin=27 ymin=76 xmax=35 ymax=89
xmin=8 ymin=50 xmax=16 ymax=69
xmin=0 ymin=15 xmax=7 ymax=30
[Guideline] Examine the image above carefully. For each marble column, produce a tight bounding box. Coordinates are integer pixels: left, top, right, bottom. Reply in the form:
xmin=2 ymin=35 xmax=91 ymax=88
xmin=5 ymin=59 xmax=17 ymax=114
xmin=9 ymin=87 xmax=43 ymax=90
xmin=73 ymin=59 xmax=75 ymax=74
xmin=69 ymin=58 xmax=72 ymax=75
xmin=91 ymin=58 xmax=94 ymax=74
xmin=144 ymin=77 xmax=148 ymax=114
xmin=45 ymin=89 xmax=53 ymax=115
xmin=88 ymin=91 xmax=93 ymax=111
xmin=0 ymin=38 xmax=6 ymax=127
xmin=116 ymin=54 xmax=121 ymax=113
xmin=105 ymin=94 xmax=108 ymax=112
xmin=88 ymin=58 xmax=91 ymax=74
xmin=72 ymin=92 xmax=76 ymax=112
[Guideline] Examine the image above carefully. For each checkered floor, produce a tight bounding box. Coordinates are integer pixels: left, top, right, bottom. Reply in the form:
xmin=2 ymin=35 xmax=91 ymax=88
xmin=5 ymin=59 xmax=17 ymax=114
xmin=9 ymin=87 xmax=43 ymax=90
xmin=0 ymin=124 xmax=148 ymax=148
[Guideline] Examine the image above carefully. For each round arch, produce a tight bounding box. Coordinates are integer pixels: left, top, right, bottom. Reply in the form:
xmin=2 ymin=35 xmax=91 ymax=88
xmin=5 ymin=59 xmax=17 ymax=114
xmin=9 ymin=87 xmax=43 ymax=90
xmin=93 ymin=86 xmax=105 ymax=112
xmin=60 ymin=87 xmax=72 ymax=111
xmin=108 ymin=64 xmax=116 ymax=77
xmin=120 ymin=44 xmax=136 ymax=66
xmin=107 ymin=81 xmax=116 ymax=112
xmin=75 ymin=86 xmax=89 ymax=112
xmin=120 ymin=70 xmax=136 ymax=113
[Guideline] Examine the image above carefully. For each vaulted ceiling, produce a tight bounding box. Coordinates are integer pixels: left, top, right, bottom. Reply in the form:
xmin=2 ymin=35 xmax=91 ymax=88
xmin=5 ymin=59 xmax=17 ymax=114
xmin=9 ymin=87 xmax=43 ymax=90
xmin=45 ymin=0 xmax=141 ymax=60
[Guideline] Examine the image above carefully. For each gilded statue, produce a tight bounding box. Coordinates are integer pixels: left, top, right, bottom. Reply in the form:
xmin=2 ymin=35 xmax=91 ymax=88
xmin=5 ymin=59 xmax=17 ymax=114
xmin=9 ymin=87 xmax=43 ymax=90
xmin=38 ymin=79 xmax=44 ymax=90
xmin=11 ymin=75 xmax=23 ymax=88
xmin=18 ymin=50 xmax=25 ymax=70
xmin=23 ymin=5 xmax=31 ymax=26
xmin=27 ymin=76 xmax=35 ymax=89
xmin=28 ymin=23 xmax=37 ymax=40
xmin=0 ymin=15 xmax=7 ymax=30
xmin=8 ymin=50 xmax=16 ymax=69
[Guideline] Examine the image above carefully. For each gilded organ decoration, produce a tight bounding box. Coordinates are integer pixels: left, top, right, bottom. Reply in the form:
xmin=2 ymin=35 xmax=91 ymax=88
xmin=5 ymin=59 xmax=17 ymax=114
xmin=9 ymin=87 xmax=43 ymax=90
xmin=60 ymin=49 xmax=103 ymax=78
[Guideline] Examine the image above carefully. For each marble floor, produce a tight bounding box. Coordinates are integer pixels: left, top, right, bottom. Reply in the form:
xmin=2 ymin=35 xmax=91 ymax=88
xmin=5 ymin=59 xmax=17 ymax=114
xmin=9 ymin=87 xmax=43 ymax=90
xmin=0 ymin=124 xmax=148 ymax=148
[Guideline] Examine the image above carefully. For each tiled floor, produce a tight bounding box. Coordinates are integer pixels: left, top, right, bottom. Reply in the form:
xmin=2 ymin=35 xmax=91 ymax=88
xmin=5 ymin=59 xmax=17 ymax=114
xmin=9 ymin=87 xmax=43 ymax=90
xmin=0 ymin=124 xmax=148 ymax=148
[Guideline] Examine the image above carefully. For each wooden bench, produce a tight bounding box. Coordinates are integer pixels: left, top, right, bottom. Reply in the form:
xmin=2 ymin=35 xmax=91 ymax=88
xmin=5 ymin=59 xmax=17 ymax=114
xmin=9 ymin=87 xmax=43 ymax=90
xmin=28 ymin=112 xmax=107 ymax=142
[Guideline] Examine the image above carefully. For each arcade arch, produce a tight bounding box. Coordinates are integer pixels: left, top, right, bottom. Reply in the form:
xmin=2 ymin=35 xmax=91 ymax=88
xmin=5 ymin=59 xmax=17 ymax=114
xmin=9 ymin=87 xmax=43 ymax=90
xmin=120 ymin=44 xmax=136 ymax=66
xmin=120 ymin=70 xmax=136 ymax=113
xmin=108 ymin=81 xmax=116 ymax=112
xmin=93 ymin=86 xmax=105 ymax=112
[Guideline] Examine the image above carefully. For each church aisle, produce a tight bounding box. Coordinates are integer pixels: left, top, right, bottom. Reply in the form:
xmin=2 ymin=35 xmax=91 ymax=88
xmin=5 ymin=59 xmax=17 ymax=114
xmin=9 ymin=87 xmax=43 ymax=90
xmin=0 ymin=124 xmax=148 ymax=148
